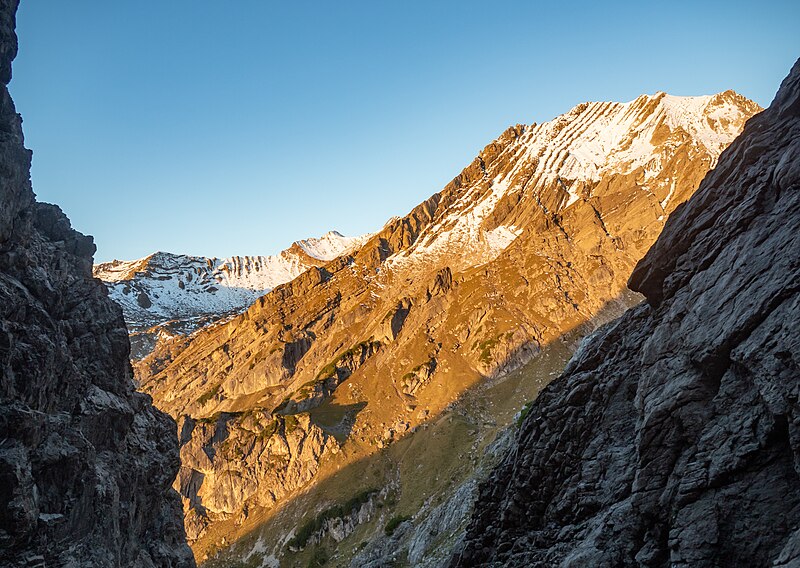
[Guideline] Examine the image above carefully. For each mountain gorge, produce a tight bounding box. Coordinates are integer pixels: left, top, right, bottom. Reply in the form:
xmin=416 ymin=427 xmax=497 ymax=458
xmin=452 ymin=58 xmax=800 ymax=568
xmin=129 ymin=88 xmax=761 ymax=564
xmin=2 ymin=0 xmax=796 ymax=565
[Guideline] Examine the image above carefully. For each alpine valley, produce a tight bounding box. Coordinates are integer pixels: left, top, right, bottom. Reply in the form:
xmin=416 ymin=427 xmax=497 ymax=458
xmin=3 ymin=1 xmax=796 ymax=565
xmin=93 ymin=86 xmax=775 ymax=566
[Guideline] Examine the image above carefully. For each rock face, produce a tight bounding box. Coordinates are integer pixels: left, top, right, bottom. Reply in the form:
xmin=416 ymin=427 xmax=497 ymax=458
xmin=0 ymin=2 xmax=194 ymax=566
xmin=452 ymin=60 xmax=800 ymax=567
xmin=175 ymin=411 xmax=337 ymax=542
xmin=93 ymin=231 xmax=369 ymax=360
xmin=133 ymin=82 xmax=760 ymax=554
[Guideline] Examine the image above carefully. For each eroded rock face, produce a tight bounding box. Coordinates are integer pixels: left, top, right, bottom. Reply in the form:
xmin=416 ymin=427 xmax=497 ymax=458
xmin=0 ymin=1 xmax=194 ymax=565
xmin=175 ymin=411 xmax=336 ymax=542
xmin=452 ymin=60 xmax=800 ymax=567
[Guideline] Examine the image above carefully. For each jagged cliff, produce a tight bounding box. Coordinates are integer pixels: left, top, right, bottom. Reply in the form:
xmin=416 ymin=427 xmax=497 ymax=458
xmin=93 ymin=231 xmax=368 ymax=360
xmin=452 ymin=60 xmax=800 ymax=567
xmin=132 ymin=81 xmax=760 ymax=561
xmin=0 ymin=1 xmax=194 ymax=566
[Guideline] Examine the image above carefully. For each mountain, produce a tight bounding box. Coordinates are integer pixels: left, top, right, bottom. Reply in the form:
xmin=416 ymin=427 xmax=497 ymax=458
xmin=0 ymin=1 xmax=194 ymax=566
xmin=93 ymin=231 xmax=369 ymax=359
xmin=130 ymin=85 xmax=760 ymax=564
xmin=452 ymin=60 xmax=800 ymax=567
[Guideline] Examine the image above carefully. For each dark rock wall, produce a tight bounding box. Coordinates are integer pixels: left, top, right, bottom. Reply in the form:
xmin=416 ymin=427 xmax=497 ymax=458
xmin=453 ymin=60 xmax=800 ymax=567
xmin=0 ymin=1 xmax=194 ymax=565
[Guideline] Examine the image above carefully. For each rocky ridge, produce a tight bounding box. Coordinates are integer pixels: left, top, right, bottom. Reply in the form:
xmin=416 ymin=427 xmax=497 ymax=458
xmin=0 ymin=1 xmax=194 ymax=566
xmin=452 ymin=59 xmax=800 ymax=567
xmin=176 ymin=410 xmax=338 ymax=542
xmin=135 ymin=86 xmax=760 ymax=558
xmin=94 ymin=231 xmax=368 ymax=359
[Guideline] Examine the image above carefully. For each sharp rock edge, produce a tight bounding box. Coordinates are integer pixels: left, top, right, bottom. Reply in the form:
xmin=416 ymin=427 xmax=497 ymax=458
xmin=0 ymin=0 xmax=195 ymax=565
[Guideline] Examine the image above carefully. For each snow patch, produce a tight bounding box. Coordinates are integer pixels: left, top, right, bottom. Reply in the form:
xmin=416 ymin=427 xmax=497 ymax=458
xmin=94 ymin=231 xmax=370 ymax=330
xmin=484 ymin=225 xmax=523 ymax=251
xmin=387 ymin=180 xmax=519 ymax=270
xmin=296 ymin=230 xmax=371 ymax=261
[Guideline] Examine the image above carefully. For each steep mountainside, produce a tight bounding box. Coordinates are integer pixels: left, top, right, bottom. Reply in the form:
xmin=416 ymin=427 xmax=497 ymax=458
xmin=94 ymin=231 xmax=368 ymax=359
xmin=453 ymin=60 xmax=800 ymax=567
xmin=0 ymin=1 xmax=194 ymax=566
xmin=135 ymin=86 xmax=760 ymax=561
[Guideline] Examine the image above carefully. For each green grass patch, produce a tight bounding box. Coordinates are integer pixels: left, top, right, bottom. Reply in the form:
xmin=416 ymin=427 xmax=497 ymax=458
xmin=195 ymin=411 xmax=222 ymax=424
xmin=403 ymin=358 xmax=434 ymax=379
xmin=256 ymin=419 xmax=280 ymax=440
xmin=224 ymin=556 xmax=264 ymax=568
xmin=384 ymin=514 xmax=411 ymax=536
xmin=284 ymin=414 xmax=299 ymax=432
xmin=517 ymin=401 xmax=534 ymax=428
xmin=315 ymin=339 xmax=379 ymax=380
xmin=307 ymin=547 xmax=329 ymax=567
xmin=477 ymin=337 xmax=499 ymax=364
xmin=316 ymin=360 xmax=338 ymax=380
xmin=196 ymin=383 xmax=220 ymax=405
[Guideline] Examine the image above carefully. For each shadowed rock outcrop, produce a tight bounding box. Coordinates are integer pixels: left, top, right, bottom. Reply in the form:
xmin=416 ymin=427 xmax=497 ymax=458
xmin=0 ymin=1 xmax=194 ymax=565
xmin=452 ymin=60 xmax=800 ymax=567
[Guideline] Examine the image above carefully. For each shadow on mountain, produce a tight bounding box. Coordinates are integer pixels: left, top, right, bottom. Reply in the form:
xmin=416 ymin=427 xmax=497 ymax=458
xmin=195 ymin=289 xmax=641 ymax=566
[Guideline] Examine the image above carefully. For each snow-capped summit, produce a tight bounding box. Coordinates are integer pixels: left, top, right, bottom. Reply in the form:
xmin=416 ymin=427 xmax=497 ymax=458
xmin=384 ymin=90 xmax=760 ymax=271
xmin=93 ymin=231 xmax=370 ymax=357
xmin=295 ymin=231 xmax=368 ymax=261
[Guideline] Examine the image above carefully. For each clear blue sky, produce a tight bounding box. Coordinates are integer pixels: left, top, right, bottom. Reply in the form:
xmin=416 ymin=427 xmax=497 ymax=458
xmin=10 ymin=1 xmax=799 ymax=262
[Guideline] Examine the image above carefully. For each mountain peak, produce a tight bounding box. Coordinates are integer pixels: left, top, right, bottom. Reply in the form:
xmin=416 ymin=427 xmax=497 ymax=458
xmin=454 ymin=59 xmax=798 ymax=568
xmin=295 ymin=230 xmax=371 ymax=261
xmin=93 ymin=231 xmax=370 ymax=358
xmin=378 ymin=90 xmax=759 ymax=273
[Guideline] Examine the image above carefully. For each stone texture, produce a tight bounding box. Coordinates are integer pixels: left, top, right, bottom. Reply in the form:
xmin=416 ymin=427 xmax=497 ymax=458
xmin=452 ymin=59 xmax=800 ymax=567
xmin=351 ymin=427 xmax=516 ymax=568
xmin=175 ymin=411 xmax=336 ymax=542
xmin=0 ymin=1 xmax=194 ymax=565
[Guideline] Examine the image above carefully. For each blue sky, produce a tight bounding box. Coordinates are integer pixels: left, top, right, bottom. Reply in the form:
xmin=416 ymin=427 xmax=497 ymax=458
xmin=10 ymin=1 xmax=799 ymax=262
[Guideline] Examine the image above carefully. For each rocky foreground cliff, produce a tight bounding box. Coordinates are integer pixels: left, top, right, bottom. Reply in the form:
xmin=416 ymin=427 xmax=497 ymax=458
xmin=452 ymin=60 xmax=800 ymax=567
xmin=0 ymin=1 xmax=194 ymax=565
